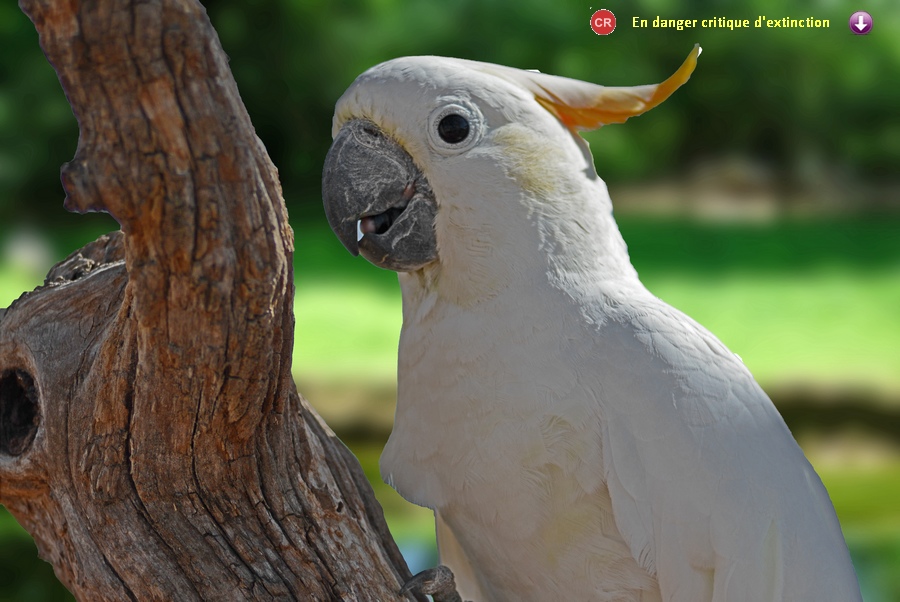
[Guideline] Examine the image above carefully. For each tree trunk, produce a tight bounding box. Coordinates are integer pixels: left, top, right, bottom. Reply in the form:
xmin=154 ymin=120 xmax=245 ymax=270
xmin=0 ymin=0 xmax=419 ymax=599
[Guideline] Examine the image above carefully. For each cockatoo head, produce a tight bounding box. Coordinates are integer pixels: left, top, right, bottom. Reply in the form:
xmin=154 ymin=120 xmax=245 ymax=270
xmin=323 ymin=46 xmax=700 ymax=276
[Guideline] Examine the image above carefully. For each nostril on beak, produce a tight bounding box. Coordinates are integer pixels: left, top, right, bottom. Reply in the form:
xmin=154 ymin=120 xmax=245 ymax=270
xmin=357 ymin=121 xmax=385 ymax=144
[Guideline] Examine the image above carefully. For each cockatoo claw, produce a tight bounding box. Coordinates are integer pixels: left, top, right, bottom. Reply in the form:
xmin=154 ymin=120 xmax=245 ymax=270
xmin=400 ymin=565 xmax=468 ymax=602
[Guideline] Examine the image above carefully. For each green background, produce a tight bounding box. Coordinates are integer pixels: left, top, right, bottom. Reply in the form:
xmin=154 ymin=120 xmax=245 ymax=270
xmin=1 ymin=0 xmax=899 ymax=600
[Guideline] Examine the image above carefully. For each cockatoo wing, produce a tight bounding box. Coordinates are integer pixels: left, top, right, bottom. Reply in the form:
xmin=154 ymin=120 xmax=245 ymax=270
xmin=592 ymin=293 xmax=861 ymax=602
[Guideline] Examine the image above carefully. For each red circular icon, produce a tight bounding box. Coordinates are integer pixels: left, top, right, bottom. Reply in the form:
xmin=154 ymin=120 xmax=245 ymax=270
xmin=591 ymin=9 xmax=616 ymax=35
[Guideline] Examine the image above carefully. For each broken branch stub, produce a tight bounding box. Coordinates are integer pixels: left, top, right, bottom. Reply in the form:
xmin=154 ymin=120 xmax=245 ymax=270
xmin=0 ymin=0 xmax=417 ymax=600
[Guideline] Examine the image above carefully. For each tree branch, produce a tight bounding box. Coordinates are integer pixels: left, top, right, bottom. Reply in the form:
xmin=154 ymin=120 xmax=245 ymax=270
xmin=0 ymin=0 xmax=417 ymax=599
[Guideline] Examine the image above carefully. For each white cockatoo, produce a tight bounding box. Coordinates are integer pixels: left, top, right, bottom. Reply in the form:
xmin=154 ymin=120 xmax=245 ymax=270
xmin=322 ymin=46 xmax=862 ymax=601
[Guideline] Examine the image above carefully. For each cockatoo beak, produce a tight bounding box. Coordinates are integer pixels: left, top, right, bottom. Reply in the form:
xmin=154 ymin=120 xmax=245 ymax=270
xmin=322 ymin=119 xmax=438 ymax=272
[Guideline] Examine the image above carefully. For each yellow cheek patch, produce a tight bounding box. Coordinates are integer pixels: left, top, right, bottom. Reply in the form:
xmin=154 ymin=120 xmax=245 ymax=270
xmin=492 ymin=124 xmax=570 ymax=199
xmin=534 ymin=44 xmax=701 ymax=131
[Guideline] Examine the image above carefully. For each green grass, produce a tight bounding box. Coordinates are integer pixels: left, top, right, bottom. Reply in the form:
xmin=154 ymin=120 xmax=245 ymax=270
xmin=819 ymin=461 xmax=900 ymax=602
xmin=619 ymin=216 xmax=900 ymax=396
xmin=293 ymin=281 xmax=401 ymax=383
xmin=643 ymin=268 xmax=900 ymax=395
xmin=821 ymin=463 xmax=900 ymax=529
xmin=290 ymin=216 xmax=900 ymax=397
xmin=618 ymin=216 xmax=900 ymax=275
xmin=292 ymin=265 xmax=900 ymax=395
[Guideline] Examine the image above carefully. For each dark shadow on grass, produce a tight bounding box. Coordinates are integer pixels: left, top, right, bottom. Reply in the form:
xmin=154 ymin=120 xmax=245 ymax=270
xmin=777 ymin=391 xmax=900 ymax=442
xmin=618 ymin=215 xmax=900 ymax=276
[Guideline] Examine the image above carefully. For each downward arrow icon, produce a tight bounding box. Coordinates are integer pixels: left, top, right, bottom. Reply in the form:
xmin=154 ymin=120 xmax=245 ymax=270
xmin=854 ymin=15 xmax=868 ymax=31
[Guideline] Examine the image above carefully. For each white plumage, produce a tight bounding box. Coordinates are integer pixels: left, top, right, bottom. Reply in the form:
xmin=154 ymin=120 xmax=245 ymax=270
xmin=325 ymin=48 xmax=862 ymax=601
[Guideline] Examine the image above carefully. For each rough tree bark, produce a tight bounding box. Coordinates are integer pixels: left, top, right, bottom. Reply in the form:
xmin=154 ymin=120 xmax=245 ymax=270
xmin=0 ymin=0 xmax=421 ymax=600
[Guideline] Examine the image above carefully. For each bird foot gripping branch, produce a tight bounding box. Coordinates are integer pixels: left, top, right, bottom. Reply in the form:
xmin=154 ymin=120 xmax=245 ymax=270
xmin=323 ymin=45 xmax=861 ymax=601
xmin=401 ymin=565 xmax=468 ymax=602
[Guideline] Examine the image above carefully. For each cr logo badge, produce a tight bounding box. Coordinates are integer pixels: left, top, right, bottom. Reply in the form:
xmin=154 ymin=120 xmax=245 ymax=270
xmin=591 ymin=9 xmax=616 ymax=35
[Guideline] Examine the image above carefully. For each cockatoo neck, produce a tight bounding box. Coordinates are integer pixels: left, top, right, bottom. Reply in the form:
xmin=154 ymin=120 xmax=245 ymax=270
xmin=403 ymin=159 xmax=638 ymax=307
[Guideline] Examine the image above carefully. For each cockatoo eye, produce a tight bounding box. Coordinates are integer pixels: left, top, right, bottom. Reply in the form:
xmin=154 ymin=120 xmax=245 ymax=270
xmin=427 ymin=101 xmax=483 ymax=155
xmin=437 ymin=114 xmax=469 ymax=143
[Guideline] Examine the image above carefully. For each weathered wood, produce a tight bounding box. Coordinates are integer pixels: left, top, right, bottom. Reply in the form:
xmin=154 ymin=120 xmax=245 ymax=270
xmin=0 ymin=0 xmax=418 ymax=599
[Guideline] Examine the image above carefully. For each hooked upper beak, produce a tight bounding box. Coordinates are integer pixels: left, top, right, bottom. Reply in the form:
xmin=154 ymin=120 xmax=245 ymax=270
xmin=322 ymin=119 xmax=438 ymax=272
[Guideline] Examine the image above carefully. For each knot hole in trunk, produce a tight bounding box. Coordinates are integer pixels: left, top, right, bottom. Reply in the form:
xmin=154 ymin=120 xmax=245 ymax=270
xmin=0 ymin=368 xmax=40 ymax=456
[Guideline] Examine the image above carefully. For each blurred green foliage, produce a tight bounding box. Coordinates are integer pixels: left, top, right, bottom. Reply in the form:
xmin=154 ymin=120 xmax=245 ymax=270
xmin=2 ymin=0 xmax=899 ymax=232
xmin=0 ymin=509 xmax=72 ymax=602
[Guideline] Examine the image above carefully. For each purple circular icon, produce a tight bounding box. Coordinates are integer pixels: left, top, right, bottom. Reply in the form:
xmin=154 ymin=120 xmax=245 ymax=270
xmin=849 ymin=11 xmax=872 ymax=35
